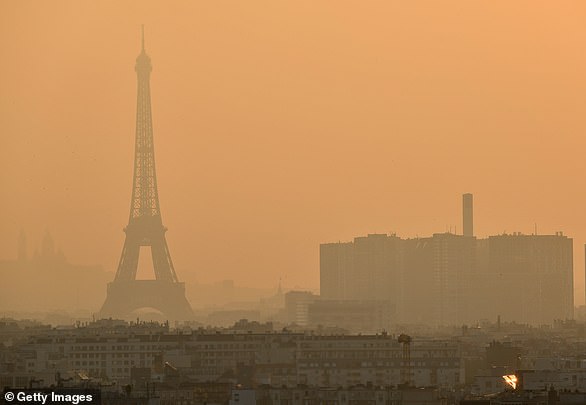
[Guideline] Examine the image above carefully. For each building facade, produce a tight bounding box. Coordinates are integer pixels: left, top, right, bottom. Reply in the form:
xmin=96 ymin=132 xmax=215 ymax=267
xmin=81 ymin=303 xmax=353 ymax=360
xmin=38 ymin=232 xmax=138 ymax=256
xmin=320 ymin=232 xmax=573 ymax=326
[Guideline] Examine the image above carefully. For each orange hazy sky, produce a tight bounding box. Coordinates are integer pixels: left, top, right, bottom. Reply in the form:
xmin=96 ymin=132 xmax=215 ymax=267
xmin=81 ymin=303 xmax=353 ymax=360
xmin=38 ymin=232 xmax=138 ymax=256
xmin=2 ymin=2 xmax=586 ymax=303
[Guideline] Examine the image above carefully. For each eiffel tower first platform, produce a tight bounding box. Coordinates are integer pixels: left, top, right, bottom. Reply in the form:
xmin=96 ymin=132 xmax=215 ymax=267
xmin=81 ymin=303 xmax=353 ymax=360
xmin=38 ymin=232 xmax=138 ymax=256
xmin=99 ymin=29 xmax=193 ymax=321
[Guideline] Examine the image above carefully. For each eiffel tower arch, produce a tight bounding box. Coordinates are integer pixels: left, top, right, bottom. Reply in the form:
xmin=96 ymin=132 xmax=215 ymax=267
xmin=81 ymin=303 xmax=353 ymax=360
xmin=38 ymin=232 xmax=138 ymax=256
xmin=99 ymin=28 xmax=193 ymax=321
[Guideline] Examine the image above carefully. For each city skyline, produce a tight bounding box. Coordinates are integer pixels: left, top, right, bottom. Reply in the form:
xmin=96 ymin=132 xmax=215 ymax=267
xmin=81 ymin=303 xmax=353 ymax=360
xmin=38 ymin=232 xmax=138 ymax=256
xmin=2 ymin=2 xmax=586 ymax=307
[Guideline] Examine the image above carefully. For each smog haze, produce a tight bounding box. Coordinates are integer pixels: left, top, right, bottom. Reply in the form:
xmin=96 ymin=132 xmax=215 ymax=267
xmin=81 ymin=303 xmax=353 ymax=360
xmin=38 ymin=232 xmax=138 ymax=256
xmin=2 ymin=1 xmax=586 ymax=315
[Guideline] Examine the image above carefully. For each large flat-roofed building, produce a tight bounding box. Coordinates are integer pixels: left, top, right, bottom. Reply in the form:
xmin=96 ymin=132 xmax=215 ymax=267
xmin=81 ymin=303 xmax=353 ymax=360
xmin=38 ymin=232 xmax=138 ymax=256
xmin=320 ymin=194 xmax=573 ymax=327
xmin=320 ymin=241 xmax=353 ymax=300
xmin=320 ymin=232 xmax=573 ymax=326
xmin=431 ymin=232 xmax=476 ymax=326
xmin=486 ymin=233 xmax=573 ymax=324
xmin=319 ymin=232 xmax=477 ymax=326
xmin=401 ymin=237 xmax=434 ymax=324
xmin=320 ymin=234 xmax=403 ymax=319
xmin=352 ymin=234 xmax=403 ymax=303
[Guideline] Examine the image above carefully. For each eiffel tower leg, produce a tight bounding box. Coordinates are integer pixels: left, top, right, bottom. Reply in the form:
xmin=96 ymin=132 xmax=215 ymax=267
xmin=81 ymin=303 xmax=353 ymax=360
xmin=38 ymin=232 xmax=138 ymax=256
xmin=162 ymin=238 xmax=179 ymax=282
xmin=115 ymin=238 xmax=140 ymax=281
xmin=151 ymin=237 xmax=174 ymax=282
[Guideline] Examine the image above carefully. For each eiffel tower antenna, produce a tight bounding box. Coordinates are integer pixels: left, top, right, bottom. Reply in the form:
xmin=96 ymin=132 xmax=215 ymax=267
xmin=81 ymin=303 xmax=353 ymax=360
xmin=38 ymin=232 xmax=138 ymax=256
xmin=100 ymin=28 xmax=193 ymax=321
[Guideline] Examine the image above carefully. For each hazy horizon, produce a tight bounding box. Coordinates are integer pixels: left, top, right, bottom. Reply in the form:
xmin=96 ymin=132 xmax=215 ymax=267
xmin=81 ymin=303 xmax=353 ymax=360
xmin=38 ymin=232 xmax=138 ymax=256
xmin=2 ymin=2 xmax=586 ymax=309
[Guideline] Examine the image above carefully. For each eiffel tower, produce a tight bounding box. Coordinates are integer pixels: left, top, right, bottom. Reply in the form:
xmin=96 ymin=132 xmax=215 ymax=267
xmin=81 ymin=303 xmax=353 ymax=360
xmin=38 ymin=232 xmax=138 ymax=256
xmin=100 ymin=28 xmax=193 ymax=320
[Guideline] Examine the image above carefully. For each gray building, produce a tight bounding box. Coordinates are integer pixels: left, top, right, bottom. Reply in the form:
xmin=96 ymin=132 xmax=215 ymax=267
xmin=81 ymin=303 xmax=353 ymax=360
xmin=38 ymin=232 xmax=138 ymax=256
xmin=320 ymin=232 xmax=573 ymax=326
xmin=484 ymin=233 xmax=573 ymax=325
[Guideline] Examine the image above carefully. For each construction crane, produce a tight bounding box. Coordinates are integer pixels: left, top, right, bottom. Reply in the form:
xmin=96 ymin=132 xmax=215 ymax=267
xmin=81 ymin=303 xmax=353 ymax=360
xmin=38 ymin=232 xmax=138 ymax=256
xmin=398 ymin=334 xmax=412 ymax=387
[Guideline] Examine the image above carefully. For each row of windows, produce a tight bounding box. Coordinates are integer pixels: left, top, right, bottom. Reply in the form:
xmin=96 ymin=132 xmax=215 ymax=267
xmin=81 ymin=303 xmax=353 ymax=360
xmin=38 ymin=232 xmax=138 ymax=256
xmin=194 ymin=352 xmax=253 ymax=358
xmin=71 ymin=344 xmax=166 ymax=351
xmin=72 ymin=353 xmax=154 ymax=359
xmin=300 ymin=351 xmax=457 ymax=360
xmin=298 ymin=361 xmax=459 ymax=368
xmin=72 ymin=360 xmax=153 ymax=366
xmin=195 ymin=343 xmax=258 ymax=350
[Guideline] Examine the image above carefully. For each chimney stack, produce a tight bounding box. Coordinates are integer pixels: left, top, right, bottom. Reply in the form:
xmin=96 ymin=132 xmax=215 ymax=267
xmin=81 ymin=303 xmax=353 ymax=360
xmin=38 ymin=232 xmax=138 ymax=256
xmin=463 ymin=193 xmax=473 ymax=237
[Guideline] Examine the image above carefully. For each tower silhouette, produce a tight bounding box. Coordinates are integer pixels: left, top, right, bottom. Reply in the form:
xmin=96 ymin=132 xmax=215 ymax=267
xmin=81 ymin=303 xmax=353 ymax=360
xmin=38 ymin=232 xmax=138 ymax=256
xmin=100 ymin=28 xmax=193 ymax=320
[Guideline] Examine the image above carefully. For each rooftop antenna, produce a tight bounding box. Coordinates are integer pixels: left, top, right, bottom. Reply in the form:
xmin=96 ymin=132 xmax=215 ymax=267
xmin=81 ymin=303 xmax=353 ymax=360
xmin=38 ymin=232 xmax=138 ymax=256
xmin=141 ymin=25 xmax=145 ymax=51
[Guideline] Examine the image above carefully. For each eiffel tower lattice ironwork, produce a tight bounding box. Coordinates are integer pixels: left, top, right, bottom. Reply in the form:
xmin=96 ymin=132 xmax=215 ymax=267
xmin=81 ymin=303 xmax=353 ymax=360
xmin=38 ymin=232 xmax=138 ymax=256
xmin=100 ymin=28 xmax=193 ymax=320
